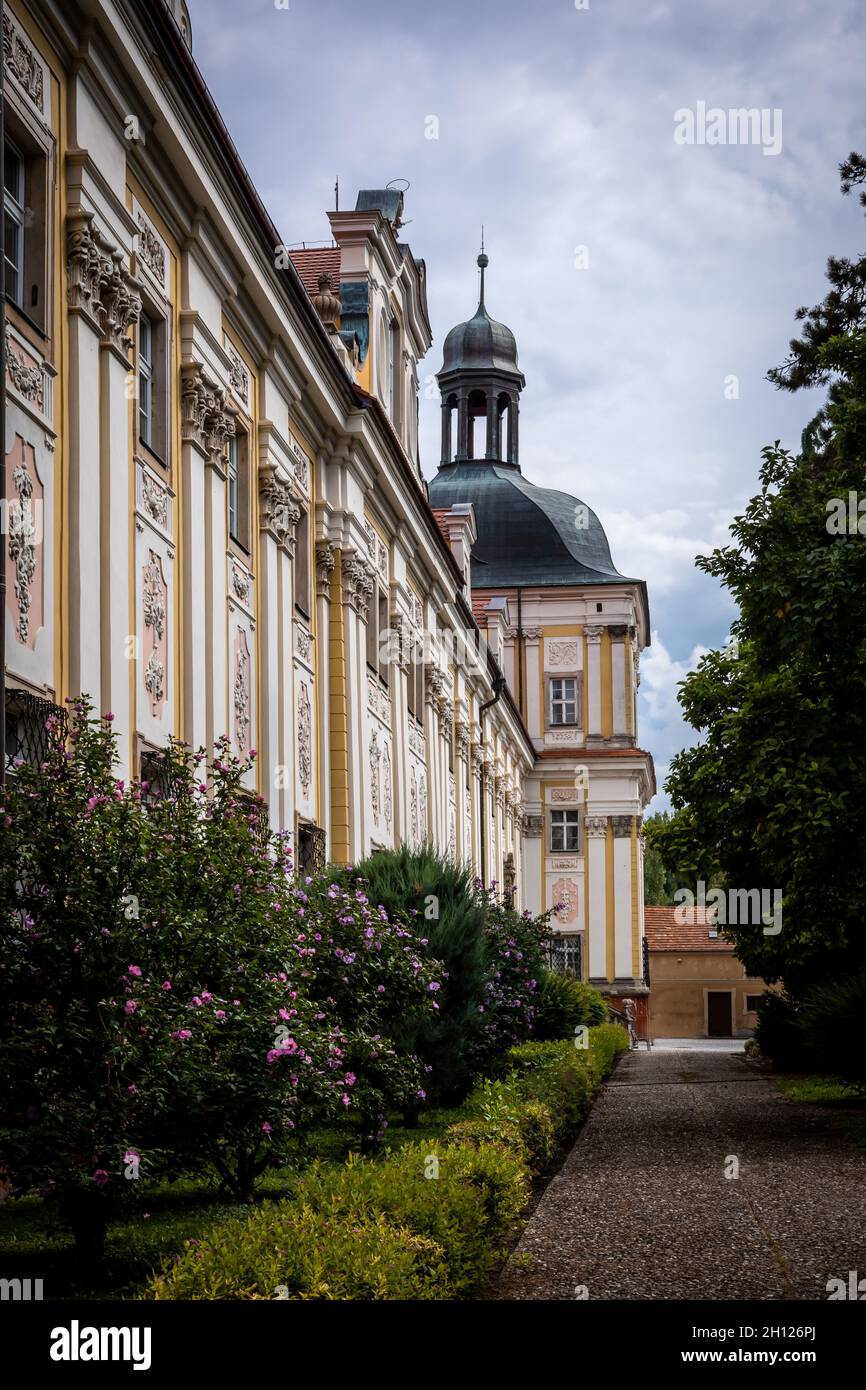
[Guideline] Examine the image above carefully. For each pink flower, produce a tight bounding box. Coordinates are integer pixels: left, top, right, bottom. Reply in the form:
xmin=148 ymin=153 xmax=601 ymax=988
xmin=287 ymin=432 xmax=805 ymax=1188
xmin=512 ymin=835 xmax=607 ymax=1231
xmin=261 ymin=1122 xmax=272 ymax=1134
xmin=127 ymin=1084 xmax=138 ymax=1094
xmin=215 ymin=1010 xmax=226 ymax=1020
xmin=191 ymin=996 xmax=203 ymax=1008
xmin=377 ymin=984 xmax=385 ymax=994
xmin=124 ymin=1000 xmax=138 ymax=1015
xmin=171 ymin=1029 xmax=192 ymax=1041
xmin=92 ymin=1170 xmax=109 ymax=1185
xmin=128 ymin=965 xmax=142 ymax=977
xmin=161 ymin=980 xmax=172 ymax=991
xmin=200 ymin=991 xmax=212 ymax=1003
xmin=341 ymin=1093 xmax=351 ymax=1107
xmin=104 ymin=712 xmax=115 ymax=722
xmin=344 ymin=1072 xmax=356 ymax=1086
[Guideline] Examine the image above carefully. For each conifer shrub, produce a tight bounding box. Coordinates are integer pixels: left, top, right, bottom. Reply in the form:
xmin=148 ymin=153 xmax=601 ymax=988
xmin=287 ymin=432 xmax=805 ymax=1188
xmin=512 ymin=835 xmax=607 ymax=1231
xmin=532 ymin=972 xmax=607 ymax=1040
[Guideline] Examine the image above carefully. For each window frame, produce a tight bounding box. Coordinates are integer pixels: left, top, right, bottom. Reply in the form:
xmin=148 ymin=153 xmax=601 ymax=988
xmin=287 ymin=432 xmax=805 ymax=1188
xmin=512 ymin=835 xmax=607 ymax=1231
xmin=549 ymin=807 xmax=580 ymax=854
xmin=549 ymin=675 xmax=579 ymax=727
xmin=227 ymin=425 xmax=251 ymax=552
xmin=4 ymin=136 xmax=26 ymax=310
xmin=293 ymin=504 xmax=311 ymax=619
xmin=136 ymin=302 xmax=169 ymax=466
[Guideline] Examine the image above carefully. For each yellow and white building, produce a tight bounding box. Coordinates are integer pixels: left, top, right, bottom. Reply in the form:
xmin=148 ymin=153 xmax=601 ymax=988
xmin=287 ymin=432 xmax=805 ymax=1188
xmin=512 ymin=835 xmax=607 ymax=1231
xmin=3 ymin=0 xmax=654 ymax=999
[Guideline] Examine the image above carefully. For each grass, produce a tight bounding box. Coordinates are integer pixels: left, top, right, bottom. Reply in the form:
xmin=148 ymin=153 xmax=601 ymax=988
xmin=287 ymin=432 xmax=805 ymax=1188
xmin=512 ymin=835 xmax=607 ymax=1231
xmin=776 ymin=1074 xmax=866 ymax=1148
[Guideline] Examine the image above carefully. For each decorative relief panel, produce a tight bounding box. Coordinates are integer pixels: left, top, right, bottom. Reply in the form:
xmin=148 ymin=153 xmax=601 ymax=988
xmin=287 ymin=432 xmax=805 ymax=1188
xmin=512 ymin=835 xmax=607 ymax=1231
xmin=289 ymin=435 xmax=310 ymax=493
xmin=369 ymin=730 xmax=381 ymax=827
xmin=134 ymin=205 xmax=169 ymax=298
xmin=226 ymin=340 xmax=250 ymax=407
xmin=552 ymin=877 xmax=579 ymax=926
xmin=367 ymin=674 xmax=392 ymax=727
xmin=142 ymin=551 xmax=167 ymax=718
xmin=297 ymin=680 xmax=312 ymax=796
xmin=5 ymin=436 xmax=43 ymax=649
xmin=550 ymin=855 xmax=580 ymax=870
xmin=3 ymin=10 xmax=45 ymax=115
xmin=139 ymin=466 xmax=170 ymax=533
xmin=545 ymin=729 xmax=581 ymax=746
xmin=5 ymin=325 xmax=44 ymax=411
xmin=234 ymin=628 xmax=251 ymax=756
xmin=547 ymin=639 xmax=581 ymax=669
xmin=611 ymin=815 xmax=634 ymax=837
xmin=296 ymin=624 xmax=312 ymax=664
xmin=419 ymin=773 xmax=428 ymax=841
xmin=550 ymin=788 xmax=579 ymax=804
xmin=383 ymin=743 xmax=393 ymax=832
xmin=230 ymin=559 xmax=252 ymax=610
xmin=410 ymin=767 xmax=418 ymax=845
xmin=585 ymin=816 xmax=608 ymax=838
xmin=408 ymin=721 xmax=425 ymax=758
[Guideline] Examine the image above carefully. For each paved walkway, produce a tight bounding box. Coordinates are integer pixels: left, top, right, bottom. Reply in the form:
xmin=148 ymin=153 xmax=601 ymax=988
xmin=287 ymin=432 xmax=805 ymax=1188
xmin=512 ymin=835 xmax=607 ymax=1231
xmin=493 ymin=1048 xmax=866 ymax=1300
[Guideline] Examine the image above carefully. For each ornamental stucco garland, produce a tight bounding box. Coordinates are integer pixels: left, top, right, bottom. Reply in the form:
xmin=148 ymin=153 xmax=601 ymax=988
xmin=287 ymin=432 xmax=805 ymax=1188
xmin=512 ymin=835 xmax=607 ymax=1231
xmin=9 ymin=464 xmax=36 ymax=644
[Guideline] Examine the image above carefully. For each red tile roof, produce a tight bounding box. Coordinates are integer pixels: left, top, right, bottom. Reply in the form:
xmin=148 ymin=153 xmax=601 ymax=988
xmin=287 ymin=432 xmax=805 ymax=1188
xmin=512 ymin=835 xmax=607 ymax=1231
xmin=471 ymin=596 xmax=493 ymax=624
xmin=288 ymin=246 xmax=341 ymax=300
xmin=644 ymin=906 xmax=733 ymax=952
xmin=431 ymin=509 xmax=452 ymax=547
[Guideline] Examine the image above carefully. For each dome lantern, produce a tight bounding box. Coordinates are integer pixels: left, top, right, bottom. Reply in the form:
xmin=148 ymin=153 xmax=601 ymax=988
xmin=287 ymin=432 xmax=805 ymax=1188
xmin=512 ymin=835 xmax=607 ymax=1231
xmin=436 ymin=251 xmax=525 ymax=468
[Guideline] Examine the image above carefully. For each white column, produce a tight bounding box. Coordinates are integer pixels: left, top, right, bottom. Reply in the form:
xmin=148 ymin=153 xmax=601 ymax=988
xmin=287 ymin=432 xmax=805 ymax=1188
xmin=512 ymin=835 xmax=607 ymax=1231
xmin=98 ymin=339 xmax=134 ymax=778
xmin=66 ymin=291 xmax=103 ymax=706
xmin=612 ymin=817 xmax=633 ymax=979
xmin=612 ymin=638 xmax=628 ymax=737
xmin=586 ymin=816 xmax=608 ymax=980
xmin=585 ymin=625 xmax=603 ymax=739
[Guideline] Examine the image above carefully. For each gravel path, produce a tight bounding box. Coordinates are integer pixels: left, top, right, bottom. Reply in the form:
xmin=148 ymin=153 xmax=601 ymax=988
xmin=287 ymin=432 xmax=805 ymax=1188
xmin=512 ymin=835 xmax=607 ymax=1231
xmin=492 ymin=1047 xmax=866 ymax=1300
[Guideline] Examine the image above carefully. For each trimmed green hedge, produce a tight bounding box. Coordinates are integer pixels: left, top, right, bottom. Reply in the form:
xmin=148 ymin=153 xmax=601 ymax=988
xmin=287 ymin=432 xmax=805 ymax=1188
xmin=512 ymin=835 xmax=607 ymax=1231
xmin=148 ymin=1024 xmax=628 ymax=1301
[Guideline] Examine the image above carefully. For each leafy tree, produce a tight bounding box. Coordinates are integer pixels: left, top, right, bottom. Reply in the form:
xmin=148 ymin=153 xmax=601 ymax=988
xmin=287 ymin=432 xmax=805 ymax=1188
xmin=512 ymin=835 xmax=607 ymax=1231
xmin=641 ymin=811 xmax=711 ymax=905
xmin=658 ymin=155 xmax=866 ymax=993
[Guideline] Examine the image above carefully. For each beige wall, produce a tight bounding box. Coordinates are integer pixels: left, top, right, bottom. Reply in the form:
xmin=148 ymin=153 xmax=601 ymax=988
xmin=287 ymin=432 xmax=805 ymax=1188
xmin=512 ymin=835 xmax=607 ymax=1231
xmin=649 ymin=950 xmax=768 ymax=1039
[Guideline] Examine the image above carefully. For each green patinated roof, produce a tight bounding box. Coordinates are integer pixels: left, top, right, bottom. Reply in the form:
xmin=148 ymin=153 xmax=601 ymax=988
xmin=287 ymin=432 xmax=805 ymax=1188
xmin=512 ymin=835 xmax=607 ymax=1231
xmin=428 ymin=461 xmax=641 ymax=592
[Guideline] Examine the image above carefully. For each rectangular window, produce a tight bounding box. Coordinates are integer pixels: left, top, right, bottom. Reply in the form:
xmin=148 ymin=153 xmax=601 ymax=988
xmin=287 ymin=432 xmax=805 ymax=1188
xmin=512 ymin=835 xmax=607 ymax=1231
xmin=745 ymin=994 xmax=763 ymax=1013
xmin=227 ymin=429 xmax=249 ymax=549
xmin=550 ymin=677 xmax=578 ymax=726
xmin=138 ymin=312 xmax=153 ymax=446
xmin=550 ymin=808 xmax=579 ymax=853
xmin=378 ymin=590 xmax=389 ymax=687
xmin=294 ymin=507 xmax=311 ymax=617
xmin=137 ymin=309 xmax=168 ymax=461
xmin=2 ymin=122 xmax=48 ymax=333
xmin=4 ymin=139 xmax=25 ymax=308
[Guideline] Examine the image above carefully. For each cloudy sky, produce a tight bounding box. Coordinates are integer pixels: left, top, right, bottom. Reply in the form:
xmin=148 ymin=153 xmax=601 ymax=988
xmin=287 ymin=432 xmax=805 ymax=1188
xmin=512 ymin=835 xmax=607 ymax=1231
xmin=188 ymin=0 xmax=864 ymax=807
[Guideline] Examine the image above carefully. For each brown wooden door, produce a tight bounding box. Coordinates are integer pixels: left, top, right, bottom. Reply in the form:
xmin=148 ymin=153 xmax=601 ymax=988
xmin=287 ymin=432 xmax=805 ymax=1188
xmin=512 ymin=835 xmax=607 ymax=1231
xmin=707 ymin=992 xmax=733 ymax=1037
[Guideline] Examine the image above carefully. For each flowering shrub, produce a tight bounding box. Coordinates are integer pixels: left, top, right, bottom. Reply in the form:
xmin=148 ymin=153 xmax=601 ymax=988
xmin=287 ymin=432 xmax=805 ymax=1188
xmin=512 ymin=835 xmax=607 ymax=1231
xmin=285 ymin=876 xmax=441 ymax=1144
xmin=0 ymin=703 xmax=438 ymax=1255
xmin=475 ymin=897 xmax=552 ymax=1070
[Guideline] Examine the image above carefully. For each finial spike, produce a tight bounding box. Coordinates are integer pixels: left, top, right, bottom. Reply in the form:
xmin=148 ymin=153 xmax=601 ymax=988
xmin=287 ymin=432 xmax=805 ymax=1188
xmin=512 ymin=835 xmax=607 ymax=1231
xmin=477 ymin=234 xmax=489 ymax=312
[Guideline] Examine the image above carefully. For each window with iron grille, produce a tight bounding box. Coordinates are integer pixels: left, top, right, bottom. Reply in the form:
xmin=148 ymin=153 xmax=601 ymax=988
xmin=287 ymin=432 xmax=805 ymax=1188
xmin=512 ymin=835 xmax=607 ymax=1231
xmin=550 ymin=933 xmax=583 ymax=978
xmin=139 ymin=747 xmax=175 ymax=803
xmin=5 ymin=690 xmax=65 ymax=777
xmin=297 ymin=823 xmax=326 ymax=877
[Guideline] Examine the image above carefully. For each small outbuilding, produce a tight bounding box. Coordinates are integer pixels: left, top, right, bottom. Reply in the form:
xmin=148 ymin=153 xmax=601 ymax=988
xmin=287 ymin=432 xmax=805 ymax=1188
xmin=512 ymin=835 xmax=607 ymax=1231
xmin=645 ymin=907 xmax=770 ymax=1040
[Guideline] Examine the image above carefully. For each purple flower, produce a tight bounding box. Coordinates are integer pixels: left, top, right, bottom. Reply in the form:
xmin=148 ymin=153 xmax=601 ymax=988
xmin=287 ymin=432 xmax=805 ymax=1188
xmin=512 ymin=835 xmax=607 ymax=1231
xmin=92 ymin=1170 xmax=109 ymax=1186
xmin=124 ymin=1000 xmax=138 ymax=1015
xmin=128 ymin=965 xmax=142 ymax=977
xmin=171 ymin=1029 xmax=192 ymax=1041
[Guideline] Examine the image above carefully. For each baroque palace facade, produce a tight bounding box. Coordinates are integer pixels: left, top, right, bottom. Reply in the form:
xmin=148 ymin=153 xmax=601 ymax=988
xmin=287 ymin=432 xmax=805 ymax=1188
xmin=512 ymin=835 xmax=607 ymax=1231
xmin=3 ymin=0 xmax=654 ymax=1008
